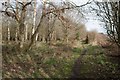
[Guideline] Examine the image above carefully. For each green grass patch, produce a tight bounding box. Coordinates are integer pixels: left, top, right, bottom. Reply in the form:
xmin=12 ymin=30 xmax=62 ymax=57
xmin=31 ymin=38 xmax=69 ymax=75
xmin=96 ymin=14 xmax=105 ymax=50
xmin=72 ymin=47 xmax=81 ymax=53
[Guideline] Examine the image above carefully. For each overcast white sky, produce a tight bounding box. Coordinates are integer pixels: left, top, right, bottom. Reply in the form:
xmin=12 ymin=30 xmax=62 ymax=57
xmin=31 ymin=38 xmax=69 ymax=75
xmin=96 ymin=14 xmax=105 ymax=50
xmin=68 ymin=0 xmax=106 ymax=33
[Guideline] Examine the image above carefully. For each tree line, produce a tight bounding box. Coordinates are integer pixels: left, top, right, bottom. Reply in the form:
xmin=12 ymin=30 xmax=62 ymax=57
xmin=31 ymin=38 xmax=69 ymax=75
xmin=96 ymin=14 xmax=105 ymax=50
xmin=1 ymin=0 xmax=120 ymax=52
xmin=1 ymin=0 xmax=92 ymax=51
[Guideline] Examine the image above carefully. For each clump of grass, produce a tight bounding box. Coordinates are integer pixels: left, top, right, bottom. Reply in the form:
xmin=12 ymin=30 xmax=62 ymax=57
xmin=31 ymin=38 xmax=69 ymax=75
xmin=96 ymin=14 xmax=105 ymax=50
xmin=72 ymin=47 xmax=81 ymax=53
xmin=86 ymin=45 xmax=104 ymax=55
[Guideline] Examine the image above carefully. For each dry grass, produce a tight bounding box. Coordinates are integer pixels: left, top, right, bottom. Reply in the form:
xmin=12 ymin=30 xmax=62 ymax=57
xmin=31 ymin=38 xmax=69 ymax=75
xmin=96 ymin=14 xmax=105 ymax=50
xmin=2 ymin=42 xmax=120 ymax=78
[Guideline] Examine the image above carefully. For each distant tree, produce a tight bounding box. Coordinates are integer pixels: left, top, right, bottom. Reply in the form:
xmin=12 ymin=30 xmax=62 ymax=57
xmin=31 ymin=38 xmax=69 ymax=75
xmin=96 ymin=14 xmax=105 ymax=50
xmin=85 ymin=34 xmax=89 ymax=44
xmin=88 ymin=30 xmax=97 ymax=44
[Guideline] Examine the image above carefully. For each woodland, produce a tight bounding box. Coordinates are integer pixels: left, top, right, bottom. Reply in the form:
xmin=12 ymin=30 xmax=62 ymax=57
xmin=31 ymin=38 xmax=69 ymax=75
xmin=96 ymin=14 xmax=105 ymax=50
xmin=0 ymin=0 xmax=120 ymax=79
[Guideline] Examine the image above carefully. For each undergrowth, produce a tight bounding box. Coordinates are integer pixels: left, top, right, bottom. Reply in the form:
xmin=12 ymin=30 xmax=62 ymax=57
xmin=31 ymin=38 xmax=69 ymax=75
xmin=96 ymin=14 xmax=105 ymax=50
xmin=2 ymin=43 xmax=120 ymax=78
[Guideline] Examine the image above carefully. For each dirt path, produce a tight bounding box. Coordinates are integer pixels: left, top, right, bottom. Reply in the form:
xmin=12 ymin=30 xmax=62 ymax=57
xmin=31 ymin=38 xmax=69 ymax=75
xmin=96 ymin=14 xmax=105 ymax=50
xmin=70 ymin=48 xmax=88 ymax=78
xmin=70 ymin=47 xmax=120 ymax=78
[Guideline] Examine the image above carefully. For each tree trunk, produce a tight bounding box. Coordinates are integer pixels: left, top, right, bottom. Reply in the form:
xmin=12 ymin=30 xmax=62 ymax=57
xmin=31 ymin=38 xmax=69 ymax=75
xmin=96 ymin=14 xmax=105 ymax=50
xmin=36 ymin=33 xmax=39 ymax=41
xmin=15 ymin=0 xmax=19 ymax=42
xmin=7 ymin=22 xmax=10 ymax=41
xmin=118 ymin=1 xmax=120 ymax=47
xmin=28 ymin=15 xmax=44 ymax=50
xmin=18 ymin=0 xmax=26 ymax=49
xmin=7 ymin=0 xmax=10 ymax=42
xmin=15 ymin=27 xmax=18 ymax=42
xmin=32 ymin=0 xmax=37 ymax=41
xmin=19 ymin=23 xmax=25 ymax=48
xmin=25 ymin=25 xmax=28 ymax=41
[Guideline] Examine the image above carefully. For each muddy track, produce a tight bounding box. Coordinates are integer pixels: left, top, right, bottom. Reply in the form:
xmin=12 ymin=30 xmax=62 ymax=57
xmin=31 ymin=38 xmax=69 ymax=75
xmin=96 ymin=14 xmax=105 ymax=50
xmin=70 ymin=48 xmax=88 ymax=78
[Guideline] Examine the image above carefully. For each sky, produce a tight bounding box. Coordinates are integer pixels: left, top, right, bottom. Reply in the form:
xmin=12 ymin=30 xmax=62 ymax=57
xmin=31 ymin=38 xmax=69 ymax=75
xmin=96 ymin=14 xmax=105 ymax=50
xmin=68 ymin=0 xmax=106 ymax=33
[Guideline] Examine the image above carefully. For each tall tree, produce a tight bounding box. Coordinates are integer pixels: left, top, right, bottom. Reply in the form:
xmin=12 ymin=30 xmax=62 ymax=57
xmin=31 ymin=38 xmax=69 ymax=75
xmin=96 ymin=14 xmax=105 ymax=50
xmin=7 ymin=0 xmax=10 ymax=42
xmin=1 ymin=0 xmax=32 ymax=49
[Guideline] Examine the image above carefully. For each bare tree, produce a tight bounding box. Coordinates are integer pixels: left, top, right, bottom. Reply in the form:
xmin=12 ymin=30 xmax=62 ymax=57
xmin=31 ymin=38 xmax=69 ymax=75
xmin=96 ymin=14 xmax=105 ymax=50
xmin=91 ymin=1 xmax=120 ymax=47
xmin=28 ymin=0 xmax=91 ymax=50
xmin=1 ymin=0 xmax=33 ymax=49
xmin=1 ymin=0 xmax=91 ymax=51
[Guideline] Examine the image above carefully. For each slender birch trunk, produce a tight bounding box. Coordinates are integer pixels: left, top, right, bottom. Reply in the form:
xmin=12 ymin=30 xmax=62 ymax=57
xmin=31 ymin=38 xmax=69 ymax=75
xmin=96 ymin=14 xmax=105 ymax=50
xmin=26 ymin=24 xmax=28 ymax=40
xmin=7 ymin=0 xmax=10 ymax=42
xmin=7 ymin=24 xmax=10 ymax=41
xmin=15 ymin=0 xmax=19 ymax=42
